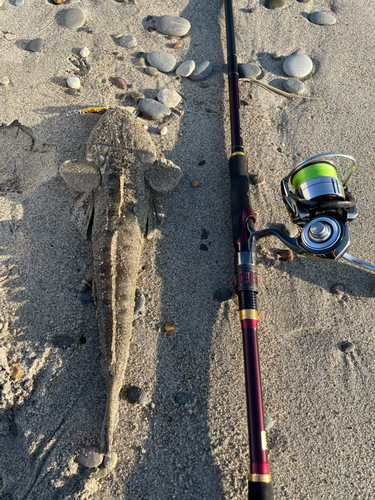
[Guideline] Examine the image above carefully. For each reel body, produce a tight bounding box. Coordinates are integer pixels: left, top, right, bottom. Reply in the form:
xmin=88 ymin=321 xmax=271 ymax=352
xmin=247 ymin=153 xmax=375 ymax=270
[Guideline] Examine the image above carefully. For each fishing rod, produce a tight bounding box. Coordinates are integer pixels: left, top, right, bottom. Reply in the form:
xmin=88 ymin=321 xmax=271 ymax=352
xmin=223 ymin=1 xmax=375 ymax=499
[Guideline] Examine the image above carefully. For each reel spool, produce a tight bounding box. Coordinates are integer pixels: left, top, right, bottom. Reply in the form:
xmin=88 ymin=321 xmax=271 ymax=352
xmin=282 ymin=153 xmax=358 ymax=226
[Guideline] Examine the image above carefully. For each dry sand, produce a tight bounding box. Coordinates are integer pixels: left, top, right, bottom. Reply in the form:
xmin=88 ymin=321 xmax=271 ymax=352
xmin=0 ymin=0 xmax=374 ymax=499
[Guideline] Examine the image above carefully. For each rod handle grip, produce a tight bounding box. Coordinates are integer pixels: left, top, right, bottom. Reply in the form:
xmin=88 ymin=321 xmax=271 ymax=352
xmin=248 ymin=481 xmax=274 ymax=500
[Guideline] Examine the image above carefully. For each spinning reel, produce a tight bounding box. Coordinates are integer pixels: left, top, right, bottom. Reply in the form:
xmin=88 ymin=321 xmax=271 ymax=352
xmin=251 ymin=154 xmax=375 ymax=271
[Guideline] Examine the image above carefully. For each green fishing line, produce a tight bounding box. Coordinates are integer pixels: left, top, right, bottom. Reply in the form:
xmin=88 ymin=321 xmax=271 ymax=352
xmin=291 ymin=163 xmax=337 ymax=190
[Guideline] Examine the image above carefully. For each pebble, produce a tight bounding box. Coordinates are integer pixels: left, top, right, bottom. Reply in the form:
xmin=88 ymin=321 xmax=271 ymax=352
xmin=272 ymin=52 xmax=282 ymax=60
xmin=15 ymin=0 xmax=24 ymax=5
xmin=134 ymin=289 xmax=145 ymax=315
xmin=138 ymin=98 xmax=171 ymax=120
xmin=284 ymin=78 xmax=305 ymax=94
xmin=283 ymin=54 xmax=313 ymax=78
xmin=104 ymin=451 xmax=118 ymax=470
xmin=157 ymin=89 xmax=181 ymax=108
xmin=4 ymin=33 xmax=17 ymax=41
xmin=242 ymin=99 xmax=253 ymax=106
xmin=119 ymin=35 xmax=137 ymax=48
xmin=309 ymin=11 xmax=336 ymax=26
xmin=52 ymin=0 xmax=65 ymax=3
xmin=130 ymin=91 xmax=145 ymax=102
xmin=53 ymin=336 xmax=75 ymax=348
xmin=26 ymin=38 xmax=44 ymax=52
xmin=80 ymin=47 xmax=90 ymax=58
xmin=122 ymin=386 xmax=147 ymax=405
xmin=134 ymin=57 xmax=146 ymax=67
xmin=75 ymin=449 xmax=103 ymax=468
xmin=283 ymin=223 xmax=299 ymax=238
xmin=145 ymin=158 xmax=182 ymax=192
xmin=114 ymin=77 xmax=127 ymax=90
xmin=249 ymin=6 xmax=258 ymax=12
xmin=175 ymin=393 xmax=196 ymax=405
xmin=0 ymin=77 xmax=10 ymax=86
xmin=173 ymin=43 xmax=182 ymax=49
xmin=66 ymin=88 xmax=79 ymax=95
xmin=155 ymin=15 xmax=191 ymax=36
xmin=264 ymin=415 xmax=274 ymax=431
xmin=341 ymin=341 xmax=355 ymax=353
xmin=61 ymin=8 xmax=85 ymax=30
xmin=164 ymin=323 xmax=176 ymax=333
xmin=0 ymin=0 xmax=3 ymax=8
xmin=145 ymin=66 xmax=158 ymax=77
xmin=238 ymin=63 xmax=261 ymax=79
xmin=10 ymin=363 xmax=23 ymax=379
xmin=265 ymin=0 xmax=287 ymax=9
xmin=176 ymin=60 xmax=195 ymax=77
xmin=189 ymin=61 xmax=213 ymax=81
xmin=214 ymin=288 xmax=233 ymax=302
xmin=78 ymin=289 xmax=93 ymax=302
xmin=67 ymin=76 xmax=81 ymax=90
xmin=119 ymin=55 xmax=126 ymax=61
xmin=91 ymin=468 xmax=108 ymax=480
xmin=147 ymin=51 xmax=177 ymax=73
xmin=331 ymin=283 xmax=346 ymax=295
xmin=160 ymin=126 xmax=168 ymax=136
xmin=250 ymin=173 xmax=265 ymax=185
xmin=278 ymin=249 xmax=294 ymax=261
xmin=191 ymin=180 xmax=200 ymax=187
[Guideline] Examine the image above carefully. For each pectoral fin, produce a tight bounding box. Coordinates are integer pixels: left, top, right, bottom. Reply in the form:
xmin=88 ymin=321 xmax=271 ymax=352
xmin=59 ymin=159 xmax=101 ymax=193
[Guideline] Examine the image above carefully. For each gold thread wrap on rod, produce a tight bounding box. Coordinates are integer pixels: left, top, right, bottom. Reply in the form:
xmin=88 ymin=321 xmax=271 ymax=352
xmin=240 ymin=309 xmax=258 ymax=320
xmin=249 ymin=474 xmax=272 ymax=483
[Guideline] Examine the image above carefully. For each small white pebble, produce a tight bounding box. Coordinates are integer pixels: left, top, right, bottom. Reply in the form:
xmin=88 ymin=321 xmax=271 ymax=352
xmin=80 ymin=47 xmax=90 ymax=58
xmin=0 ymin=76 xmax=10 ymax=86
xmin=160 ymin=126 xmax=168 ymax=136
xmin=67 ymin=76 xmax=81 ymax=90
xmin=143 ymin=125 xmax=148 ymax=130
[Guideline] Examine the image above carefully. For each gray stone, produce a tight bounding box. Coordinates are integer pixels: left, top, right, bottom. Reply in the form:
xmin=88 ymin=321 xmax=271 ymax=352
xmin=104 ymin=451 xmax=118 ymax=470
xmin=250 ymin=173 xmax=265 ymax=185
xmin=119 ymin=35 xmax=137 ymax=48
xmin=238 ymin=63 xmax=261 ymax=79
xmin=155 ymin=15 xmax=191 ymax=36
xmin=145 ymin=158 xmax=182 ymax=193
xmin=309 ymin=11 xmax=336 ymax=26
xmin=138 ymin=98 xmax=171 ymax=120
xmin=341 ymin=342 xmax=355 ymax=353
xmin=264 ymin=415 xmax=274 ymax=430
xmin=134 ymin=57 xmax=146 ymax=67
xmin=145 ymin=66 xmax=158 ymax=76
xmin=157 ymin=89 xmax=181 ymax=108
xmin=61 ymin=8 xmax=85 ymax=30
xmin=147 ymin=51 xmax=177 ymax=73
xmin=284 ymin=78 xmax=305 ymax=94
xmin=15 ymin=0 xmax=24 ymax=5
xmin=265 ymin=0 xmax=287 ymax=9
xmin=272 ymin=52 xmax=282 ymax=60
xmin=122 ymin=386 xmax=147 ymax=404
xmin=283 ymin=53 xmax=313 ymax=78
xmin=214 ymin=288 xmax=233 ymax=302
xmin=331 ymin=283 xmax=346 ymax=295
xmin=75 ymin=449 xmax=103 ymax=468
xmin=175 ymin=393 xmax=196 ymax=405
xmin=175 ymin=60 xmax=195 ymax=77
xmin=26 ymin=38 xmax=43 ymax=52
xmin=189 ymin=61 xmax=213 ymax=81
xmin=134 ymin=289 xmax=145 ymax=315
xmin=130 ymin=91 xmax=145 ymax=102
xmin=283 ymin=223 xmax=299 ymax=238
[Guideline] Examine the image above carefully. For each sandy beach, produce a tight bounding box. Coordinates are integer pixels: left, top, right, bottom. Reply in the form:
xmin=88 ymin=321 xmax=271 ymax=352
xmin=0 ymin=0 xmax=374 ymax=499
